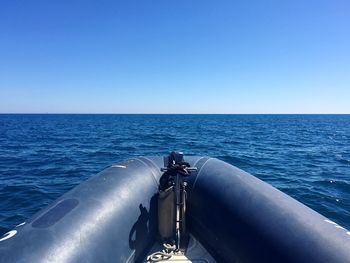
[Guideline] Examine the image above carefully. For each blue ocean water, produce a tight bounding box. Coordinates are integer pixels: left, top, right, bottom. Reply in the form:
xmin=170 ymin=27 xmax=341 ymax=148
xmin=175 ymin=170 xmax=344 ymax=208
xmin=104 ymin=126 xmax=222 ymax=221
xmin=0 ymin=114 xmax=350 ymax=235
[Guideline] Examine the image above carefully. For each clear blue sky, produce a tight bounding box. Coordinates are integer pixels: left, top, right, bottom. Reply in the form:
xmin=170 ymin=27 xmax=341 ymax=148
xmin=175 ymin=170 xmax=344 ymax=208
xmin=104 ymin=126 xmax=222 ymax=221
xmin=0 ymin=0 xmax=349 ymax=113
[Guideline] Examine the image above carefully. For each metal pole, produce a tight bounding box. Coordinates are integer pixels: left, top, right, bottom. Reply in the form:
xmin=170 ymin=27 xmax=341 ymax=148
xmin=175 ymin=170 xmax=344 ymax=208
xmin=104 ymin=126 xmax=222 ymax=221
xmin=175 ymin=172 xmax=181 ymax=250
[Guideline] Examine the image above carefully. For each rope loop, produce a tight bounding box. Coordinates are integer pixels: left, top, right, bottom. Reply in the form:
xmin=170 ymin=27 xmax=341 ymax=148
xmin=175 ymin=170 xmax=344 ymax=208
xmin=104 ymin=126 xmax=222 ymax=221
xmin=147 ymin=243 xmax=177 ymax=262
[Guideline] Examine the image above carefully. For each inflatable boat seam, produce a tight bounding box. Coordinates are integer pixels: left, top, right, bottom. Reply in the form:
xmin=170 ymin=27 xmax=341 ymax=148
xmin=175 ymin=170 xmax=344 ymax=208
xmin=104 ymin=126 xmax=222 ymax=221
xmin=134 ymin=158 xmax=159 ymax=186
xmin=192 ymin=158 xmax=212 ymax=190
xmin=141 ymin=156 xmax=162 ymax=175
xmin=126 ymin=250 xmax=135 ymax=263
xmin=193 ymin=157 xmax=205 ymax=167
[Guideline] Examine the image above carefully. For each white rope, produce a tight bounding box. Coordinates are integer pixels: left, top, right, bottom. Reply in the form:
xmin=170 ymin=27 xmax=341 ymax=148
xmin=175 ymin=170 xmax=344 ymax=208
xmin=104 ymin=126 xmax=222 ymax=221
xmin=147 ymin=243 xmax=176 ymax=262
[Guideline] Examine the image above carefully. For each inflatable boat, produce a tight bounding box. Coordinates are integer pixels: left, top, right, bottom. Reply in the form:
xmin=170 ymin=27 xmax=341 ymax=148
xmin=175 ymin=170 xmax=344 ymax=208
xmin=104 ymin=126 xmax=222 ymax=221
xmin=1 ymin=153 xmax=350 ymax=263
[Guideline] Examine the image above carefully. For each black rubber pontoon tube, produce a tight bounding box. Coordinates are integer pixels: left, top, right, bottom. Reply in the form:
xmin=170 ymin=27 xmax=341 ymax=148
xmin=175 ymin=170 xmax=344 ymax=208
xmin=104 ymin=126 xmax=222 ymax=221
xmin=187 ymin=158 xmax=350 ymax=263
xmin=0 ymin=157 xmax=164 ymax=263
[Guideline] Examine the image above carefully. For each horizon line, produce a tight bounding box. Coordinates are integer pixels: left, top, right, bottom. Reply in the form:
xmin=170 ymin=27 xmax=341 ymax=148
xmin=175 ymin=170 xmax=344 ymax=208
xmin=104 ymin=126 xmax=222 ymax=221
xmin=0 ymin=113 xmax=350 ymax=115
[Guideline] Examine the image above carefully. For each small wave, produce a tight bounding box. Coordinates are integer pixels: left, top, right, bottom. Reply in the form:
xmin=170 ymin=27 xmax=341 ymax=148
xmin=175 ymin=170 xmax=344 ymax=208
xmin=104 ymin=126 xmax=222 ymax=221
xmin=337 ymin=158 xmax=350 ymax=165
xmin=313 ymin=179 xmax=350 ymax=192
xmin=1 ymin=114 xmax=350 ymax=233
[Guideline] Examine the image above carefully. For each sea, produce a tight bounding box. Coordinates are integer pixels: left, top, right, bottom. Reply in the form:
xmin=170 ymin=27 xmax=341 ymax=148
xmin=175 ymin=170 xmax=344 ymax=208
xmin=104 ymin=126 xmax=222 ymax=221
xmin=0 ymin=114 xmax=349 ymax=235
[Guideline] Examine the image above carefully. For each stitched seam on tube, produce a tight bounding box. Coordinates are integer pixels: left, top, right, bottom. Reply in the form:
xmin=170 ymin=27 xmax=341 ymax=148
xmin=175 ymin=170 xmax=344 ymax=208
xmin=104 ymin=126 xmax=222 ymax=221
xmin=140 ymin=157 xmax=163 ymax=178
xmin=134 ymin=158 xmax=159 ymax=186
xmin=193 ymin=157 xmax=205 ymax=167
xmin=192 ymin=158 xmax=212 ymax=190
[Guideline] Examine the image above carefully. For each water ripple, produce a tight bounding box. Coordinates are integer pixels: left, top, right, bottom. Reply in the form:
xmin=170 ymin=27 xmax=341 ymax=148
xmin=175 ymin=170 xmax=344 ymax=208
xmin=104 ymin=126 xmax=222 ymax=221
xmin=0 ymin=114 xmax=350 ymax=234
